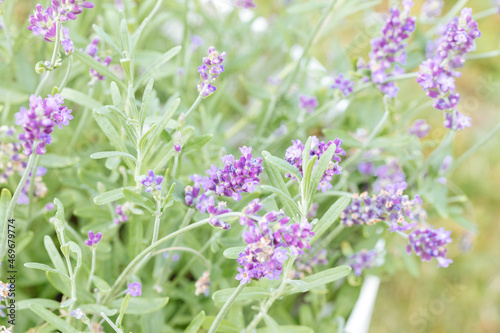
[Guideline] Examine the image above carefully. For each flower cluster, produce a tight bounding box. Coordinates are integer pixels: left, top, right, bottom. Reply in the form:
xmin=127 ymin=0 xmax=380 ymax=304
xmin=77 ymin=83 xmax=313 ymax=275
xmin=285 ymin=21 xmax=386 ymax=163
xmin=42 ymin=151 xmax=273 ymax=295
xmin=331 ymin=73 xmax=355 ymax=97
xmin=420 ymin=0 xmax=444 ymax=19
xmin=126 ymin=282 xmax=142 ymax=297
xmin=373 ymin=160 xmax=406 ymax=193
xmin=417 ymin=8 xmax=480 ymax=131
xmin=348 ymin=249 xmax=378 ymax=276
xmin=197 ymin=194 xmax=232 ymax=229
xmin=141 ymin=170 xmax=163 ymax=193
xmin=298 ymin=94 xmax=318 ymax=114
xmin=84 ymin=38 xmax=112 ymax=85
xmin=198 ymin=46 xmax=226 ymax=97
xmin=28 ymin=0 xmax=94 ymax=55
xmin=236 ymin=199 xmax=314 ymax=284
xmin=407 ymin=227 xmax=453 ymax=267
xmin=114 ymin=203 xmax=129 ymax=224
xmin=285 ymin=136 xmax=345 ymax=193
xmin=15 ymin=94 xmax=73 ymax=155
xmin=186 ymin=146 xmax=263 ymax=202
xmin=85 ymin=230 xmax=102 ymax=247
xmin=18 ymin=166 xmax=48 ymax=205
xmin=291 ymin=247 xmax=327 ymax=279
xmin=194 ymin=271 xmax=211 ymax=296
xmin=235 ymin=0 xmax=256 ymax=8
xmin=408 ymin=119 xmax=431 ymax=138
xmin=359 ymin=0 xmax=416 ymax=97
xmin=341 ymin=182 xmax=422 ymax=232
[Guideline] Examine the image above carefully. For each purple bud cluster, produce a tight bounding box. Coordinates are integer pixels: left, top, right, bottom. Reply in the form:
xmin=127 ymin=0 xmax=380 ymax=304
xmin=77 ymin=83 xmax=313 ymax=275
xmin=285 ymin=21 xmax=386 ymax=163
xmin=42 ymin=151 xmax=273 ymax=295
xmin=185 ymin=146 xmax=263 ymax=202
xmin=291 ymin=247 xmax=327 ymax=279
xmin=420 ymin=0 xmax=444 ymax=19
xmin=114 ymin=204 xmax=129 ymax=224
xmin=198 ymin=46 xmax=226 ymax=97
xmin=140 ymin=170 xmax=163 ymax=193
xmin=407 ymin=227 xmax=453 ymax=267
xmin=417 ymin=8 xmax=480 ymax=131
xmin=235 ymin=199 xmax=314 ymax=284
xmin=360 ymin=1 xmax=416 ymax=97
xmin=341 ymin=182 xmax=422 ymax=232
xmin=331 ymin=73 xmax=355 ymax=97
xmin=197 ymin=194 xmax=232 ymax=230
xmin=298 ymin=94 xmax=318 ymax=114
xmin=285 ymin=136 xmax=345 ymax=193
xmin=85 ymin=230 xmax=102 ymax=247
xmin=408 ymin=119 xmax=431 ymax=138
xmin=28 ymin=0 xmax=94 ymax=53
xmin=235 ymin=0 xmax=256 ymax=8
xmin=348 ymin=249 xmax=378 ymax=276
xmin=85 ymin=38 xmax=112 ymax=85
xmin=372 ymin=160 xmax=406 ymax=193
xmin=15 ymin=94 xmax=73 ymax=155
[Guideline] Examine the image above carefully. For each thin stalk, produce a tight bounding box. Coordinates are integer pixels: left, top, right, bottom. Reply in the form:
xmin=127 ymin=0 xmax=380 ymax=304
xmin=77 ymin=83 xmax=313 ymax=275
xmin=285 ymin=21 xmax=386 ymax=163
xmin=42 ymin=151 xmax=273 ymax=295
xmin=87 ymin=248 xmax=97 ymax=290
xmin=101 ymin=312 xmax=123 ymax=333
xmin=473 ymin=7 xmax=498 ymax=20
xmin=34 ymin=21 xmax=62 ymax=96
xmin=466 ymin=49 xmax=500 ymax=60
xmin=151 ymin=201 xmax=162 ymax=245
xmin=152 ymin=246 xmax=210 ymax=269
xmin=208 ymin=283 xmax=246 ymax=333
xmin=185 ymin=94 xmax=203 ymax=118
xmin=27 ymin=154 xmax=41 ymax=220
xmin=102 ymin=212 xmax=242 ymax=304
xmin=59 ymin=54 xmax=73 ymax=90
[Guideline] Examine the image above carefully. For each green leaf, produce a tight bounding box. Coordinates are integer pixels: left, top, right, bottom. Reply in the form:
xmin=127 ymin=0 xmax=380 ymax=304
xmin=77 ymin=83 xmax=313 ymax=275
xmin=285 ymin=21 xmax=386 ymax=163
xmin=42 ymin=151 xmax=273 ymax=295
xmin=120 ymin=18 xmax=131 ymax=54
xmin=310 ymin=196 xmax=351 ymax=244
xmin=93 ymin=108 xmax=128 ymax=153
xmin=110 ymin=81 xmax=124 ymax=110
xmin=67 ymin=241 xmax=82 ymax=273
xmin=110 ymin=297 xmax=169 ymax=314
xmin=301 ymin=137 xmax=313 ymax=166
xmin=93 ymin=187 xmax=135 ymax=205
xmin=117 ymin=293 xmax=131 ymax=327
xmin=17 ymin=298 xmax=60 ymax=311
xmin=286 ymin=279 xmax=311 ymax=293
xmin=135 ymin=46 xmax=182 ymax=89
xmin=263 ymin=314 xmax=280 ymax=333
xmin=44 ymin=236 xmax=67 ymax=275
xmin=90 ymin=151 xmax=137 ymax=162
xmin=139 ymin=78 xmax=155 ymax=126
xmin=79 ymin=303 xmax=117 ymax=316
xmin=92 ymin=276 xmax=111 ymax=293
xmin=451 ymin=215 xmax=478 ymax=232
xmin=40 ymin=153 xmax=79 ymax=168
xmin=182 ymin=134 xmax=213 ymax=155
xmin=92 ymin=24 xmax=122 ymax=55
xmin=0 ymin=188 xmax=12 ymax=257
xmin=73 ymin=49 xmax=125 ymax=89
xmin=29 ymin=304 xmax=79 ymax=333
xmin=212 ymin=287 xmax=271 ymax=305
xmin=283 ymin=266 xmax=351 ymax=295
xmin=223 ymin=246 xmax=246 ymax=259
xmin=122 ymin=189 xmax=156 ymax=213
xmin=266 ymin=155 xmax=302 ymax=183
xmin=24 ymin=263 xmax=69 ymax=279
xmin=162 ymin=183 xmax=175 ymax=211
xmin=309 ymin=144 xmax=337 ymax=199
xmin=144 ymin=98 xmax=180 ymax=157
xmin=184 ymin=310 xmax=206 ymax=333
xmin=301 ymin=156 xmax=317 ymax=208
xmin=202 ymin=316 xmax=239 ymax=333
xmin=62 ymin=87 xmax=103 ymax=110
xmin=260 ymin=185 xmax=301 ymax=218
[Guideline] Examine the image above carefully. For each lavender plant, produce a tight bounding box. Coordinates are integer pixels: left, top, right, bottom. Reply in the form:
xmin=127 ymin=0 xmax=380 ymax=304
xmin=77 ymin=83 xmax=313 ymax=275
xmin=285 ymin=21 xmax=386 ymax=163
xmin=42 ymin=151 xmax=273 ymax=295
xmin=0 ymin=0 xmax=498 ymax=332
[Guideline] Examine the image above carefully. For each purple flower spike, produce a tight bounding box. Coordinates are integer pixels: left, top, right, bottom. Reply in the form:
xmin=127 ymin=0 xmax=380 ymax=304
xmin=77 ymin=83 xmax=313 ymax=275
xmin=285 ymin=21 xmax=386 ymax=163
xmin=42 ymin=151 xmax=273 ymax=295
xmin=407 ymin=227 xmax=453 ymax=267
xmin=15 ymin=94 xmax=73 ymax=155
xmin=84 ymin=38 xmax=112 ymax=85
xmin=348 ymin=249 xmax=378 ymax=276
xmin=141 ymin=170 xmax=163 ymax=193
xmin=408 ymin=119 xmax=431 ymax=138
xmin=114 ymin=204 xmax=129 ymax=224
xmin=421 ymin=0 xmax=444 ymax=19
xmin=197 ymin=47 xmax=225 ymax=97
xmin=235 ymin=0 xmax=256 ymax=8
xmin=298 ymin=94 xmax=318 ymax=114
xmin=126 ymin=282 xmax=142 ymax=297
xmin=285 ymin=136 xmax=345 ymax=193
xmin=331 ymin=73 xmax=355 ymax=97
xmin=85 ymin=230 xmax=102 ymax=247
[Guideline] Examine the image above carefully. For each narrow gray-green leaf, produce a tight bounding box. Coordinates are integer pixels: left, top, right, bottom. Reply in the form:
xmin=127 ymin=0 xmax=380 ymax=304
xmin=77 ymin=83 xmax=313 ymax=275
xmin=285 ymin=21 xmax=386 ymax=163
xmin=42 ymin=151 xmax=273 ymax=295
xmin=144 ymin=98 xmax=180 ymax=157
xmin=286 ymin=279 xmax=311 ymax=293
xmin=90 ymin=151 xmax=137 ymax=162
xmin=74 ymin=49 xmax=125 ymax=89
xmin=309 ymin=144 xmax=337 ymax=199
xmin=92 ymin=276 xmax=111 ymax=293
xmin=261 ymin=185 xmax=301 ymax=217
xmin=62 ymin=87 xmax=103 ymax=110
xmin=93 ymin=187 xmax=135 ymax=205
xmin=44 ymin=236 xmax=67 ymax=275
xmin=184 ymin=310 xmax=206 ymax=333
xmin=140 ymin=78 xmax=155 ymax=126
xmin=92 ymin=24 xmax=122 ymax=55
xmin=0 ymin=189 xmax=12 ymax=257
xmin=310 ymin=196 xmax=350 ymax=244
xmin=223 ymin=246 xmax=246 ymax=259
xmin=110 ymin=81 xmax=123 ymax=110
xmin=29 ymin=304 xmax=79 ymax=333
xmin=135 ymin=46 xmax=182 ymax=89
xmin=122 ymin=189 xmax=156 ymax=213
xmin=266 ymin=155 xmax=302 ymax=182
xmin=79 ymin=303 xmax=117 ymax=316
xmin=24 ymin=263 xmax=69 ymax=279
xmin=17 ymin=299 xmax=60 ymax=311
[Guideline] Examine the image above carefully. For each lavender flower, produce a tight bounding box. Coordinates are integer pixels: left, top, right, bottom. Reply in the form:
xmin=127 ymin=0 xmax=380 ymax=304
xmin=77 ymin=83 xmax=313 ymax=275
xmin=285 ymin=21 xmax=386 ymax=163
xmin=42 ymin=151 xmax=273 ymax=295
xmin=348 ymin=249 xmax=378 ymax=276
xmin=191 ymin=35 xmax=203 ymax=52
xmin=420 ymin=0 xmax=444 ymax=19
xmin=236 ymin=199 xmax=314 ymax=284
xmin=194 ymin=271 xmax=210 ymax=296
xmin=358 ymin=162 xmax=375 ymax=175
xmin=341 ymin=182 xmax=421 ymax=232
xmin=189 ymin=146 xmax=263 ymax=202
xmin=408 ymin=119 xmax=431 ymax=138
xmin=141 ymin=170 xmax=163 ymax=193
xmin=285 ymin=136 xmax=345 ymax=193
xmin=197 ymin=195 xmax=232 ymax=230
xmin=298 ymin=94 xmax=318 ymax=114
xmin=15 ymin=94 xmax=73 ymax=155
xmin=407 ymin=227 xmax=453 ymax=267
xmin=417 ymin=8 xmax=480 ymax=130
xmin=360 ymin=0 xmax=416 ymax=97
xmin=114 ymin=204 xmax=129 ymax=224
xmin=60 ymin=27 xmax=73 ymax=54
xmin=331 ymin=73 xmax=355 ymax=97
xmin=291 ymin=247 xmax=327 ymax=279
xmin=85 ymin=230 xmax=102 ymax=247
xmin=235 ymin=0 xmax=256 ymax=8
xmin=126 ymin=282 xmax=142 ymax=297
xmin=70 ymin=308 xmax=85 ymax=320
xmin=84 ymin=38 xmax=112 ymax=85
xmin=18 ymin=166 xmax=48 ymax=205
xmin=373 ymin=160 xmax=405 ymax=193
xmin=198 ymin=46 xmax=225 ymax=97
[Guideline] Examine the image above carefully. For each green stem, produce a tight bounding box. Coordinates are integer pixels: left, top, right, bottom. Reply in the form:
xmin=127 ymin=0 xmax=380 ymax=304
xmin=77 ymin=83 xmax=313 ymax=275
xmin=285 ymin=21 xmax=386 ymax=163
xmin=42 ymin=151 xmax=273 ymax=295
xmin=27 ymin=154 xmax=40 ymax=220
xmin=208 ymin=283 xmax=246 ymax=333
xmin=473 ymin=7 xmax=498 ymax=20
xmin=87 ymin=248 xmax=97 ymax=290
xmin=185 ymin=94 xmax=203 ymax=118
xmin=102 ymin=212 xmax=242 ymax=304
xmin=152 ymin=202 xmax=162 ymax=245
xmin=101 ymin=312 xmax=123 ymax=333
xmin=59 ymin=55 xmax=73 ymax=90
xmin=152 ymin=246 xmax=210 ymax=269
